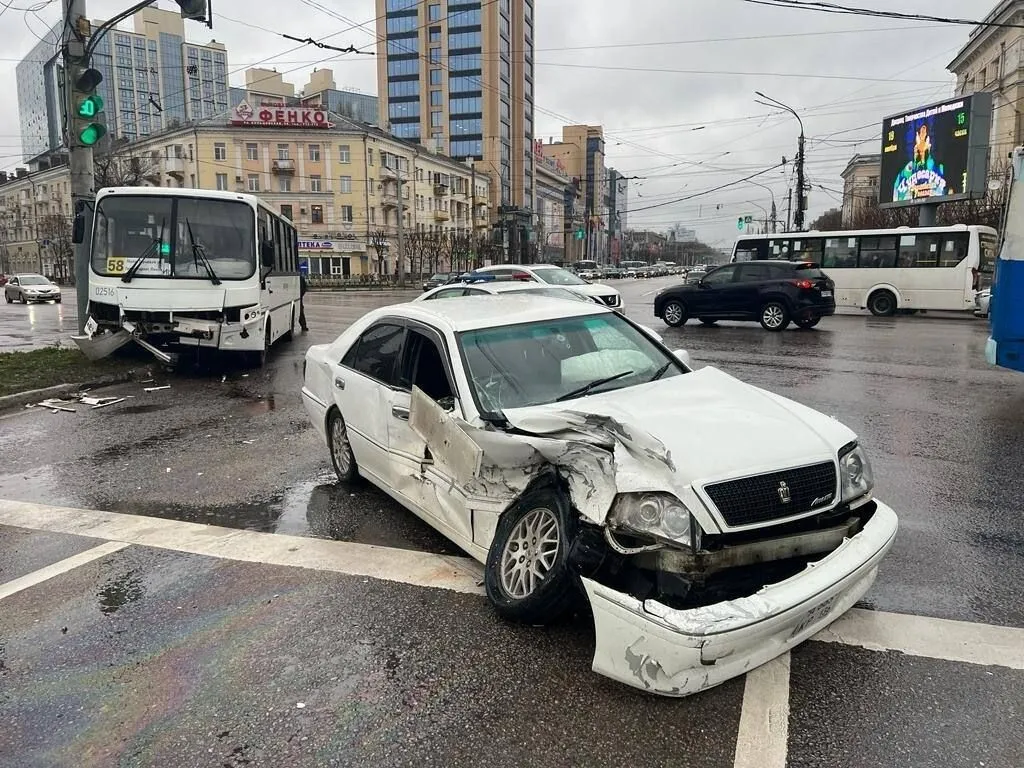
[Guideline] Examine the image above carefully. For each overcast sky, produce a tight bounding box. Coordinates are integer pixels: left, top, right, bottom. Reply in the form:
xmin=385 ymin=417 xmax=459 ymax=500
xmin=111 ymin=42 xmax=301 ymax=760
xmin=0 ymin=0 xmax=998 ymax=246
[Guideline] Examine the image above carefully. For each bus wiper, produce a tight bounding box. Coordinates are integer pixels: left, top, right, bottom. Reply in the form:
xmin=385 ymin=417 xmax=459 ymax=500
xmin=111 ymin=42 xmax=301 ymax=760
xmin=185 ymin=218 xmax=221 ymax=285
xmin=121 ymin=218 xmax=166 ymax=283
xmin=556 ymin=370 xmax=634 ymax=402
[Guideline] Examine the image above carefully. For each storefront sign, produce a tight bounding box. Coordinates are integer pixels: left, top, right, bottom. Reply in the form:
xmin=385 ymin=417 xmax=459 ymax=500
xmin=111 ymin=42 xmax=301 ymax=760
xmin=231 ymin=100 xmax=333 ymax=129
xmin=298 ymin=240 xmax=337 ymax=249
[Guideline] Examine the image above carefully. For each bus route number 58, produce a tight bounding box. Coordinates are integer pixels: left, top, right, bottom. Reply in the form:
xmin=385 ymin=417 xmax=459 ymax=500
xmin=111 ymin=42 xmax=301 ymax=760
xmin=106 ymin=258 xmax=126 ymax=274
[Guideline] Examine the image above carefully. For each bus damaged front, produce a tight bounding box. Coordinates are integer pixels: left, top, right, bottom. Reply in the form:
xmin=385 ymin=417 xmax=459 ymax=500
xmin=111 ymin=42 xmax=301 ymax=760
xmin=74 ymin=282 xmax=266 ymax=365
xmin=72 ymin=190 xmax=266 ymax=365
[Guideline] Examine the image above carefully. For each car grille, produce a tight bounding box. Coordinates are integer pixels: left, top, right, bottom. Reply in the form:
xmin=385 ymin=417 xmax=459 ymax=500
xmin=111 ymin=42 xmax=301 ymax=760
xmin=599 ymin=294 xmax=620 ymax=307
xmin=703 ymin=461 xmax=837 ymax=527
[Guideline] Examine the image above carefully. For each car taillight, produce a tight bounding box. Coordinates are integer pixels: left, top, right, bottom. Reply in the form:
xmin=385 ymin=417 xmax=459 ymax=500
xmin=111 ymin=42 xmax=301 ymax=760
xmin=791 ymin=279 xmax=814 ymax=290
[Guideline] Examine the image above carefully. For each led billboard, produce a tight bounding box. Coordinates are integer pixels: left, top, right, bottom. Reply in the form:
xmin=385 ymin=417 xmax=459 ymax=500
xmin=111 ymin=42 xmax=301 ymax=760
xmin=879 ymin=93 xmax=993 ymax=208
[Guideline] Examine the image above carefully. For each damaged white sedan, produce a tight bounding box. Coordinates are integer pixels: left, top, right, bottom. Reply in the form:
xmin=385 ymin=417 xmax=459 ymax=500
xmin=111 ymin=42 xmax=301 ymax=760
xmin=301 ymin=295 xmax=898 ymax=696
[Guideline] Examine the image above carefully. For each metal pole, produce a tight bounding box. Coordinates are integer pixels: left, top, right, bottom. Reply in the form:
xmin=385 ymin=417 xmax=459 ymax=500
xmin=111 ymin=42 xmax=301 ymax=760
xmin=396 ymin=165 xmax=405 ymax=285
xmin=786 ymin=187 xmax=793 ymax=232
xmin=795 ymin=132 xmax=806 ymax=230
xmin=64 ymin=0 xmax=95 ymax=334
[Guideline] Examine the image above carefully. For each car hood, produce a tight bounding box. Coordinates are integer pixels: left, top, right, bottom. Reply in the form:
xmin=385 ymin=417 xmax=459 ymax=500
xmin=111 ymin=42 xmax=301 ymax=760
xmin=491 ymin=366 xmax=855 ymax=530
xmin=564 ymin=282 xmax=620 ymax=298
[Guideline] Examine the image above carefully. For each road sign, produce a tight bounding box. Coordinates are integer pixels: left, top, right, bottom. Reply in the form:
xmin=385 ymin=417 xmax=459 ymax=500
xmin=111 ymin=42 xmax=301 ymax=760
xmin=744 ymin=215 xmax=753 ymax=224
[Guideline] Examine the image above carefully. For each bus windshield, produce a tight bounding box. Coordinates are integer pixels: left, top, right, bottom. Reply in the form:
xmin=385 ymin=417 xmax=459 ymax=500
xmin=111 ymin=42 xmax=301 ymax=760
xmin=92 ymin=195 xmax=256 ymax=280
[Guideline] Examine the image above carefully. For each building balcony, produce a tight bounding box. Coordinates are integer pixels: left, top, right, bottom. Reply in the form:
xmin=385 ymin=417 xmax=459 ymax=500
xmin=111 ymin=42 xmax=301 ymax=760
xmin=433 ymin=182 xmax=449 ymax=197
xmin=433 ymin=210 xmax=451 ymax=222
xmin=382 ymin=191 xmax=409 ymax=210
xmin=164 ymin=157 xmax=185 ymax=178
xmin=272 ymin=159 xmax=296 ymax=174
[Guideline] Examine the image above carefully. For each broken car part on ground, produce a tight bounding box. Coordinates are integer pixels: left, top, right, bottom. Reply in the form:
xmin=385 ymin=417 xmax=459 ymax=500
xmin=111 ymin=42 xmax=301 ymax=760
xmin=301 ymin=296 xmax=899 ymax=696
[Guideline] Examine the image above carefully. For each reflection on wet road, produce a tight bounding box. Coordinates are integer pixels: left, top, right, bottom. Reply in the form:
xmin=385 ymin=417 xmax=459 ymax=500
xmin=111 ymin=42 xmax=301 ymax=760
xmin=0 ymin=292 xmax=77 ymax=350
xmin=2 ymin=282 xmax=1023 ymax=629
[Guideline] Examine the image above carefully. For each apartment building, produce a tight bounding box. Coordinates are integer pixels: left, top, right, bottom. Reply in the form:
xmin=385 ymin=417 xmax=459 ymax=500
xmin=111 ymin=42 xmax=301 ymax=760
xmin=948 ymin=0 xmax=1024 ymax=160
xmin=1 ymin=98 xmax=490 ymax=279
xmin=535 ymin=142 xmax=582 ymax=264
xmin=0 ymin=164 xmax=74 ymax=279
xmin=15 ymin=6 xmax=229 ymax=163
xmin=541 ymin=126 xmax=609 ymax=262
xmin=840 ymin=153 xmax=881 ymax=227
xmin=377 ymin=0 xmax=536 ymax=227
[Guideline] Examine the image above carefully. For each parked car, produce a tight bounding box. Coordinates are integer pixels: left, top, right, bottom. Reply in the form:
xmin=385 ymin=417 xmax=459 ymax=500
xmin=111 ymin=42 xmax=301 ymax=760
xmin=974 ymin=288 xmax=991 ymax=318
xmin=471 ymin=263 xmax=624 ymax=311
xmin=301 ymin=295 xmax=897 ymax=696
xmin=4 ymin=274 xmax=61 ymax=304
xmin=655 ymin=260 xmax=835 ymax=331
xmin=422 ymin=272 xmax=459 ymax=292
xmin=602 ymin=265 xmax=623 ymax=279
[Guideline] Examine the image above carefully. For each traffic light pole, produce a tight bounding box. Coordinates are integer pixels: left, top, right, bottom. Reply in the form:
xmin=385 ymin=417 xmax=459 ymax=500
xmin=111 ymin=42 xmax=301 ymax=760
xmin=63 ymin=0 xmax=95 ymax=334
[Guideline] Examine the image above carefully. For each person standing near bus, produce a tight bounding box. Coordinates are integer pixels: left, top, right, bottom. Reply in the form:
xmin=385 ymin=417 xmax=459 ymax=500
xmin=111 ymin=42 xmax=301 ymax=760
xmin=299 ymin=272 xmax=308 ymax=332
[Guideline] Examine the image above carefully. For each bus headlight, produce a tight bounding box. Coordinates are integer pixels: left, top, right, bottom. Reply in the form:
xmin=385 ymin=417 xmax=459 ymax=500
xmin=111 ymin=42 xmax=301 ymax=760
xmin=608 ymin=492 xmax=695 ymax=549
xmin=839 ymin=443 xmax=874 ymax=502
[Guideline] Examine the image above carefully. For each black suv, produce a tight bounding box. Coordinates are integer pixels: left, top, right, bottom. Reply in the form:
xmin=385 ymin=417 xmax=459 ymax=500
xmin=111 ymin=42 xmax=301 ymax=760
xmin=653 ymin=261 xmax=836 ymax=331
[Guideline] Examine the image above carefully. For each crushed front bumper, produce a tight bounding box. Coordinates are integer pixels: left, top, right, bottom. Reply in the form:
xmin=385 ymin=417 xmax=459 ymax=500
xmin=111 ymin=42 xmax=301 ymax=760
xmin=583 ymin=500 xmax=898 ymax=696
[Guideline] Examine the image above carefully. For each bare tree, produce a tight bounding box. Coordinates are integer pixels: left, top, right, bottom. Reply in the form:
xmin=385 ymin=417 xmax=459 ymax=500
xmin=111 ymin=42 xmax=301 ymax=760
xmin=810 ymin=208 xmax=843 ymax=231
xmin=435 ymin=231 xmax=454 ymax=273
xmin=94 ymin=137 xmax=159 ymax=188
xmin=370 ymin=229 xmax=389 ymax=275
xmin=450 ymin=231 xmax=474 ymax=274
xmin=406 ymin=231 xmax=431 ymax=280
xmin=36 ymin=214 xmax=74 ymax=284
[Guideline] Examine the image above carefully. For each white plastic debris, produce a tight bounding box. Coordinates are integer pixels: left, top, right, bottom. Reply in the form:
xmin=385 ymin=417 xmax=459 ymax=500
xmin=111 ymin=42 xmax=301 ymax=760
xmin=144 ymin=385 xmax=170 ymax=392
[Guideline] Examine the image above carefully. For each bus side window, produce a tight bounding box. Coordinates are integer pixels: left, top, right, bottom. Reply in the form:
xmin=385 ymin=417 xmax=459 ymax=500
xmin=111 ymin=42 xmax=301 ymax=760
xmin=940 ymin=233 xmax=969 ymax=267
xmin=824 ymin=237 xmax=857 ymax=268
xmin=768 ymin=239 xmax=790 ymax=259
xmin=734 ymin=239 xmax=763 ymax=261
xmin=272 ymin=218 xmax=285 ymax=269
xmin=793 ymin=238 xmax=824 ymax=263
xmin=899 ymin=234 xmax=940 ymax=267
xmin=860 ymin=236 xmax=898 ymax=269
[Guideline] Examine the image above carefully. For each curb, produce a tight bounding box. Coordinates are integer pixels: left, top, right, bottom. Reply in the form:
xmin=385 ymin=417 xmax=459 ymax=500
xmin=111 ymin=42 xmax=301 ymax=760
xmin=0 ymin=373 xmax=136 ymax=413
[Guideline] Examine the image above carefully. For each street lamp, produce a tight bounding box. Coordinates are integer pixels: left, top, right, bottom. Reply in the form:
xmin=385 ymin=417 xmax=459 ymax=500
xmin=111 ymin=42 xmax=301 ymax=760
xmin=744 ymin=200 xmax=768 ymax=234
xmin=754 ymin=91 xmax=806 ymax=230
xmin=745 ymin=178 xmax=778 ymax=233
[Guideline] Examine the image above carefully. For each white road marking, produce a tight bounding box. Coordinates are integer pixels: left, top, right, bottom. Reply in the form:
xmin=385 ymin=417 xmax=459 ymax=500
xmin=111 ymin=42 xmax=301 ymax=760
xmin=733 ymin=653 xmax=791 ymax=768
xmin=0 ymin=540 xmax=129 ymax=601
xmin=0 ymin=499 xmax=484 ymax=595
xmin=2 ymin=499 xmax=1023 ymax=674
xmin=818 ymin=607 xmax=1024 ymax=670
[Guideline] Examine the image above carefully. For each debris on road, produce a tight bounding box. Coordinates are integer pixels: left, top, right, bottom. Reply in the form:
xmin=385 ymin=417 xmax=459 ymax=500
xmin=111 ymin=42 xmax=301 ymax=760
xmin=143 ymin=385 xmax=171 ymax=392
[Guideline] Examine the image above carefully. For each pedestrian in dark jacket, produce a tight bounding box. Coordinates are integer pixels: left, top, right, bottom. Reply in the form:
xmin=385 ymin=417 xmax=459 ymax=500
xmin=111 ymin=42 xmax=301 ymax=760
xmin=299 ymin=273 xmax=308 ymax=331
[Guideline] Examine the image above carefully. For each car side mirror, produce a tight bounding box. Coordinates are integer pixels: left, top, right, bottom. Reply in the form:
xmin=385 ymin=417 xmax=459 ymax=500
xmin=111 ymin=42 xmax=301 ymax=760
xmin=673 ymin=349 xmax=692 ymax=367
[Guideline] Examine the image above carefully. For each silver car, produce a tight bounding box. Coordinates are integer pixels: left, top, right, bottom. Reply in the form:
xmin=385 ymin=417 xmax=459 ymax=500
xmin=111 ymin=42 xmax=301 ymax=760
xmin=974 ymin=288 xmax=991 ymax=318
xmin=4 ymin=274 xmax=62 ymax=304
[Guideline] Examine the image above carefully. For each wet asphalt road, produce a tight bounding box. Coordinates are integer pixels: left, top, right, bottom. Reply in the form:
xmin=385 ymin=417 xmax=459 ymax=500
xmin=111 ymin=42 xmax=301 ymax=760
xmin=0 ymin=290 xmax=76 ymax=351
xmin=1 ymin=280 xmax=1023 ymax=767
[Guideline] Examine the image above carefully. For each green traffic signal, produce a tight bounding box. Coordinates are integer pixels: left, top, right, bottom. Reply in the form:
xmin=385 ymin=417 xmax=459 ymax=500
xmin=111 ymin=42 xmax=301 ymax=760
xmin=79 ymin=122 xmax=107 ymax=146
xmin=77 ymin=94 xmax=103 ymax=118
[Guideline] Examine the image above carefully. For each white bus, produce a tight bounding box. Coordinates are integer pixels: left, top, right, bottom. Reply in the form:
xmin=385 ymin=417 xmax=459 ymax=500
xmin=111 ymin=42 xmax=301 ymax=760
xmin=730 ymin=225 xmax=998 ymax=316
xmin=74 ymin=187 xmax=301 ymax=366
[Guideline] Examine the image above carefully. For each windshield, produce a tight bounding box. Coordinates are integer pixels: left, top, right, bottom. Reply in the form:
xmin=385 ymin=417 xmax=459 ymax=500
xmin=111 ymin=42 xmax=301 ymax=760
xmin=19 ymin=275 xmax=50 ymax=285
xmin=92 ymin=195 xmax=256 ymax=280
xmin=533 ymin=267 xmax=589 ymax=286
xmin=458 ymin=312 xmax=684 ymax=414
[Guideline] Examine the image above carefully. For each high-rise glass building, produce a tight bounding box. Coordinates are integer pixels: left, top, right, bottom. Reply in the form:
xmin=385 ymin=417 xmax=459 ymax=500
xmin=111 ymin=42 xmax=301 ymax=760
xmin=376 ymin=0 xmax=535 ymax=223
xmin=14 ymin=6 xmax=229 ymax=162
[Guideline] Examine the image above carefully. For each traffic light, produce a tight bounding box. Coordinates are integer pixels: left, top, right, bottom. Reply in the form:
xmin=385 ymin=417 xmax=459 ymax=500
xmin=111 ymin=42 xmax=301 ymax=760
xmin=175 ymin=0 xmax=208 ymax=21
xmin=69 ymin=65 xmax=106 ymax=147
xmin=574 ymin=228 xmax=585 ymax=240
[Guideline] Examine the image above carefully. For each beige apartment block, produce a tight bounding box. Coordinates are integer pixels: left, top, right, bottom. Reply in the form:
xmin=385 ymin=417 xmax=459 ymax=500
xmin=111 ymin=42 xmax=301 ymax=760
xmin=0 ymin=111 xmax=490 ymax=279
xmin=0 ymin=165 xmax=75 ymax=279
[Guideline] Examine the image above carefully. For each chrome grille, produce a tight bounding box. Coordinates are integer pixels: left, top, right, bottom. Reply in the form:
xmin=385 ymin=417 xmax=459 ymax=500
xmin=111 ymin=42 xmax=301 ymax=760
xmin=703 ymin=461 xmax=837 ymax=528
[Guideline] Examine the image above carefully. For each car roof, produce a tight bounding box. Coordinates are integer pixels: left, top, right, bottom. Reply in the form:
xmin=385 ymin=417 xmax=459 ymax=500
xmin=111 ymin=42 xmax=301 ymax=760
xmin=475 ymin=263 xmax=560 ymax=272
xmin=389 ymin=294 xmax=611 ymax=331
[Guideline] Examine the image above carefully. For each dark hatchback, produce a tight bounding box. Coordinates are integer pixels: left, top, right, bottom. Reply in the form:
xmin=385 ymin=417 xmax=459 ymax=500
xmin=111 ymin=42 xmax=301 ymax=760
xmin=653 ymin=261 xmax=836 ymax=331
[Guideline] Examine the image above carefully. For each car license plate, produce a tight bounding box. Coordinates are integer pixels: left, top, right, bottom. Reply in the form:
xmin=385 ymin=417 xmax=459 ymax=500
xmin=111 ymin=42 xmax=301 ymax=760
xmin=820 ymin=290 xmax=833 ymax=297
xmin=788 ymin=593 xmax=841 ymax=639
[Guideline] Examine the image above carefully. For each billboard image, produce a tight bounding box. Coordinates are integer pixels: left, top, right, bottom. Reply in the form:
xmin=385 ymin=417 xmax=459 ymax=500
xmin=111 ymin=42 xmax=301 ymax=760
xmin=879 ymin=94 xmax=992 ymax=208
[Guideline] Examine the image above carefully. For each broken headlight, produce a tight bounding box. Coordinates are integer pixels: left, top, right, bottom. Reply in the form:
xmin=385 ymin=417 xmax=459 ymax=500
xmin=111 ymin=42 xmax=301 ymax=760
xmin=608 ymin=492 xmax=695 ymax=548
xmin=839 ymin=443 xmax=874 ymax=502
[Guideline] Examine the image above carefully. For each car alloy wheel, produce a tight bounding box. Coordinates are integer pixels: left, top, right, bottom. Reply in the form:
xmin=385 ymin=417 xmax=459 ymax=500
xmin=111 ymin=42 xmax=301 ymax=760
xmin=484 ymin=486 xmax=578 ymax=624
xmin=499 ymin=507 xmax=560 ymax=599
xmin=663 ymin=300 xmax=686 ymax=327
xmin=760 ymin=302 xmax=790 ymax=331
xmin=328 ymin=410 xmax=358 ymax=483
